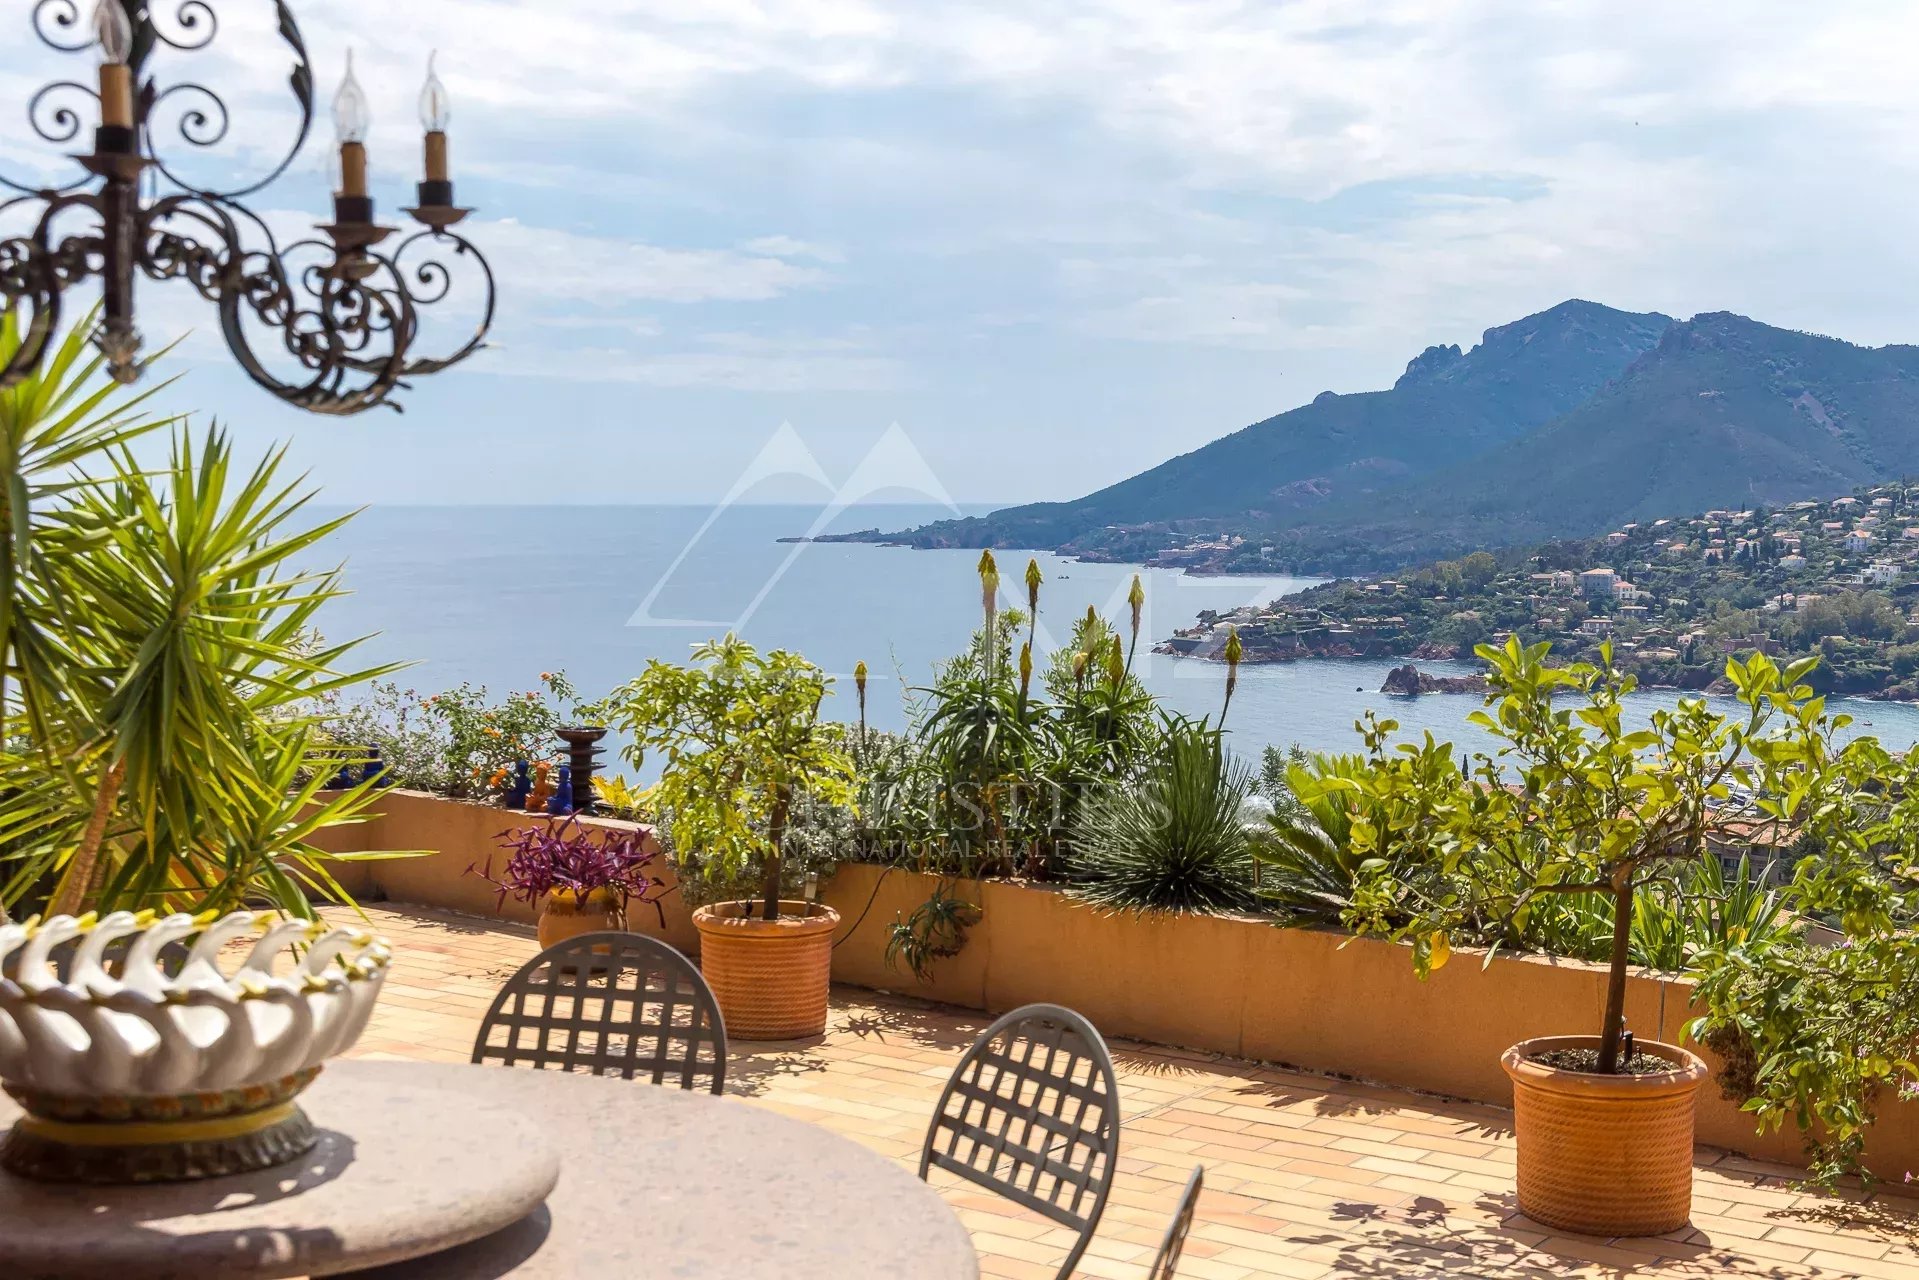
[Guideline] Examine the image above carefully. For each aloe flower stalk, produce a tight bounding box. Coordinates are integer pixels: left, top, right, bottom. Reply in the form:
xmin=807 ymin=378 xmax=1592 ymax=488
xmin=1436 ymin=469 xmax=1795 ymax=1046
xmin=854 ymin=659 xmax=869 ymax=759
xmin=1073 ymin=650 xmax=1089 ymax=691
xmin=1018 ymin=641 xmax=1034 ymax=709
xmin=1221 ymin=625 xmax=1243 ymax=727
xmin=1024 ymin=557 xmax=1042 ymax=663
xmin=978 ymin=550 xmax=1000 ymax=624
xmin=1126 ymin=573 xmax=1145 ymax=671
xmin=1106 ymin=634 xmax=1125 ymax=688
xmin=978 ymin=550 xmax=1000 ymax=682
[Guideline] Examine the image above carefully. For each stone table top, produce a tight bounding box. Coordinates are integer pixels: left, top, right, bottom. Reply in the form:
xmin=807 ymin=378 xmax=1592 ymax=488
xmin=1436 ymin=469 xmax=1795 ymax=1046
xmin=337 ymin=1059 xmax=981 ymax=1280
xmin=0 ymin=1064 xmax=561 ymax=1280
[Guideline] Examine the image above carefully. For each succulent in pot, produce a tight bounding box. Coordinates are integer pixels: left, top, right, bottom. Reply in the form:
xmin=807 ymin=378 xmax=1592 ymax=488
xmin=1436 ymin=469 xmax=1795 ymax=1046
xmin=472 ymin=819 xmax=669 ymax=949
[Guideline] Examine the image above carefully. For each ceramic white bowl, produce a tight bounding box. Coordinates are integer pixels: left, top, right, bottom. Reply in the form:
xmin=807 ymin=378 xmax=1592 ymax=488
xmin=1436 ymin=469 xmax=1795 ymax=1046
xmin=0 ymin=909 xmax=391 ymax=1105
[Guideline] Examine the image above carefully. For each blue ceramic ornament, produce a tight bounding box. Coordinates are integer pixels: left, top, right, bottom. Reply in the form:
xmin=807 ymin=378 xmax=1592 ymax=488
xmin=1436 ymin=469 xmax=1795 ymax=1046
xmin=504 ymin=759 xmax=531 ymax=808
xmin=547 ymin=764 xmax=574 ymax=816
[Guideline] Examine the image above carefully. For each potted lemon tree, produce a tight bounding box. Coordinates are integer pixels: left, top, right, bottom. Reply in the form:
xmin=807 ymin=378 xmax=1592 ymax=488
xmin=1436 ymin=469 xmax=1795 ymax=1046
xmin=1344 ymin=638 xmax=1821 ymax=1237
xmin=608 ymin=635 xmax=857 ymax=1039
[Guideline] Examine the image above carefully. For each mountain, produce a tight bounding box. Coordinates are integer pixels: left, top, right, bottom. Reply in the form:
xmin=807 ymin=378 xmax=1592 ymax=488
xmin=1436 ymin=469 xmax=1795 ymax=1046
xmin=876 ymin=303 xmax=1919 ymax=573
xmin=878 ymin=300 xmax=1672 ymax=554
xmin=1261 ymin=312 xmax=1919 ymax=568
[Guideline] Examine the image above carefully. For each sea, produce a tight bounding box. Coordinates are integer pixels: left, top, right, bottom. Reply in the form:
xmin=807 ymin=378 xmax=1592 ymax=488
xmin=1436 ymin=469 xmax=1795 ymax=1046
xmin=309 ymin=503 xmax=1919 ymax=766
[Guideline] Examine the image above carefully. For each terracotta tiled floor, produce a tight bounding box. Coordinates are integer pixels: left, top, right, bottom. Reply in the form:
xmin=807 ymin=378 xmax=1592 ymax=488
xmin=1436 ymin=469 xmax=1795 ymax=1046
xmin=343 ymin=904 xmax=1919 ymax=1279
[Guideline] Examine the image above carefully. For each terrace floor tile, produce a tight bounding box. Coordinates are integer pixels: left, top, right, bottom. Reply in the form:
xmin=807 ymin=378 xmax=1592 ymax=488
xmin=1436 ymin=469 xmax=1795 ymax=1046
xmin=338 ymin=903 xmax=1919 ymax=1280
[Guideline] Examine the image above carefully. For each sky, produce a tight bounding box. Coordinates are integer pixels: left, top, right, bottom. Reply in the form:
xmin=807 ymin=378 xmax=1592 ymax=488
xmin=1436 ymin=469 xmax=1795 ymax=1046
xmin=4 ymin=1 xmax=1919 ymax=507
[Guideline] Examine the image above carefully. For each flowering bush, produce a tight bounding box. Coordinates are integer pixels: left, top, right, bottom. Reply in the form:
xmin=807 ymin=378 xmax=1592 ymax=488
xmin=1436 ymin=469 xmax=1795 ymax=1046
xmin=322 ymin=671 xmax=590 ymax=797
xmin=425 ymin=671 xmax=582 ymax=796
xmin=471 ymin=819 xmax=669 ymax=923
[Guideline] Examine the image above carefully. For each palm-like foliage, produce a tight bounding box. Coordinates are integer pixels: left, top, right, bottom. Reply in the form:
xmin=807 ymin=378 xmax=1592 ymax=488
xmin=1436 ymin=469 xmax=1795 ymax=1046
xmin=0 ymin=313 xmax=402 ymax=919
xmin=1070 ymin=715 xmax=1259 ymax=916
xmin=1252 ymin=755 xmax=1375 ymax=923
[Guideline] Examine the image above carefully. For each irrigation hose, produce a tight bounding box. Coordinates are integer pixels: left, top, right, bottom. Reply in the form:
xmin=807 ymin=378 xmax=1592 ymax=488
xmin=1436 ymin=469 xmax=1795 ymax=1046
xmin=832 ymin=863 xmax=896 ymax=948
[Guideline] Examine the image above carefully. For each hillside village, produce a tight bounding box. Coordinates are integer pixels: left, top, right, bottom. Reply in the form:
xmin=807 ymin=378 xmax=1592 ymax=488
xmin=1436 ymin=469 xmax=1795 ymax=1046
xmin=1161 ymin=482 xmax=1919 ymax=698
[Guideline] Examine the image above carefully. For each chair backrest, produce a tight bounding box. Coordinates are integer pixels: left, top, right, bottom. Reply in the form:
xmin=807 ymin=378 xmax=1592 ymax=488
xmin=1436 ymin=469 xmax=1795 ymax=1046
xmin=1147 ymin=1165 xmax=1205 ymax=1280
xmin=919 ymin=1003 xmax=1120 ymax=1280
xmin=471 ymin=931 xmax=726 ymax=1093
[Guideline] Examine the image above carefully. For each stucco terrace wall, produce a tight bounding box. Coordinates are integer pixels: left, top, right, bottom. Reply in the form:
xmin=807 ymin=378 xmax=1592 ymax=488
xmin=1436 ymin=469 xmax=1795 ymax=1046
xmin=310 ymin=789 xmax=1919 ymax=1178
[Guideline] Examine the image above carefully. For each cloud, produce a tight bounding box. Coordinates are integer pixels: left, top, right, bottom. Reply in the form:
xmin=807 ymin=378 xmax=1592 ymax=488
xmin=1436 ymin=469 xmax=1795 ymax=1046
xmin=740 ymin=235 xmax=844 ymax=263
xmin=484 ymin=336 xmax=907 ymax=392
xmin=6 ymin=0 xmax=1919 ymax=504
xmin=472 ymin=218 xmax=830 ymax=306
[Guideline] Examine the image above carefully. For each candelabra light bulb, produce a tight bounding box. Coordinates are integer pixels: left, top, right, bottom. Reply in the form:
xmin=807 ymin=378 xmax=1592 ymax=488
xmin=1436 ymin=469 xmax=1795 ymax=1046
xmin=92 ymin=0 xmax=132 ymax=65
xmin=418 ymin=50 xmax=451 ymax=132
xmin=332 ymin=48 xmax=371 ymax=144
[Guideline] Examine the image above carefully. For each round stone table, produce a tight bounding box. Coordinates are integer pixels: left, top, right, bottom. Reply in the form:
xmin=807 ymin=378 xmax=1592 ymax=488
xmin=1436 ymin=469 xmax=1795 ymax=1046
xmin=338 ymin=1060 xmax=980 ymax=1280
xmin=0 ymin=1065 xmax=562 ymax=1280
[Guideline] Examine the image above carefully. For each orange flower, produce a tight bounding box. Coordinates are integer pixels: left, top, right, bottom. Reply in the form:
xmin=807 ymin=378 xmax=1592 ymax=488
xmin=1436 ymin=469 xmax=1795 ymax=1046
xmin=540 ymin=671 xmax=552 ymax=681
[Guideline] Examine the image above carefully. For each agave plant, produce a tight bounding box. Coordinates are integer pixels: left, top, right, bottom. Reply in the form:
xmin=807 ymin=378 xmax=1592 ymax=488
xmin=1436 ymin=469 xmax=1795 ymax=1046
xmin=1069 ymin=714 xmax=1259 ymax=916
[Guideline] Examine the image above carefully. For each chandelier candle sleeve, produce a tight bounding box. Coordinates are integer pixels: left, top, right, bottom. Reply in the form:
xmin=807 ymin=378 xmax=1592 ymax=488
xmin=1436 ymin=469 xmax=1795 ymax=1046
xmin=420 ymin=52 xmax=451 ymax=184
xmin=333 ymin=51 xmax=371 ymax=200
xmin=92 ymin=0 xmax=133 ymax=129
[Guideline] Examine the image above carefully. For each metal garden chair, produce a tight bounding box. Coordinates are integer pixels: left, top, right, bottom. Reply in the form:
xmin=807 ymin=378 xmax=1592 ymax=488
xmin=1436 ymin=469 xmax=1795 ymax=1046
xmin=470 ymin=931 xmax=727 ymax=1093
xmin=1147 ymin=1165 xmax=1205 ymax=1280
xmin=919 ymin=1003 xmax=1121 ymax=1280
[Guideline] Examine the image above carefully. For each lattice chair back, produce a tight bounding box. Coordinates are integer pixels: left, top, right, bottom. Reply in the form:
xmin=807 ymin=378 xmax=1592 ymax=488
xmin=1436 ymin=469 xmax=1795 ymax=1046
xmin=1147 ymin=1164 xmax=1205 ymax=1280
xmin=471 ymin=932 xmax=726 ymax=1093
xmin=919 ymin=1003 xmax=1120 ymax=1280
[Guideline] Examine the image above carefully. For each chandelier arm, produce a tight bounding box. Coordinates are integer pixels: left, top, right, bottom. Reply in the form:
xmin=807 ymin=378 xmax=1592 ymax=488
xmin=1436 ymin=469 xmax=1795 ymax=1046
xmin=211 ymin=235 xmax=416 ymax=415
xmin=136 ymin=1 xmax=315 ymax=202
xmin=147 ymin=0 xmax=219 ymax=52
xmin=376 ymin=229 xmax=496 ymax=377
xmin=0 ymin=191 xmax=105 ymax=388
xmin=31 ymin=0 xmax=91 ymax=53
xmin=0 ymin=83 xmax=103 ymax=197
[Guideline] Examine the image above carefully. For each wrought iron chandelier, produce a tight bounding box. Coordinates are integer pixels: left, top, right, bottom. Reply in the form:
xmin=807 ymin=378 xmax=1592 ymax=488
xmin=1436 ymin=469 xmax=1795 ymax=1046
xmin=0 ymin=0 xmax=495 ymax=414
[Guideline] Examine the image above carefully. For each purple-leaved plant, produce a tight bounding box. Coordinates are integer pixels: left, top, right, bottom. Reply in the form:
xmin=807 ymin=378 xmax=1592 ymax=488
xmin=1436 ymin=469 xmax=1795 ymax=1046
xmin=469 ymin=818 xmax=670 ymax=924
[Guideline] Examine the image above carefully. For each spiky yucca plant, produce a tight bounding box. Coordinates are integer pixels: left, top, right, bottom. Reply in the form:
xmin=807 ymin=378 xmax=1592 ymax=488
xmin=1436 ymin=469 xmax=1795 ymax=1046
xmin=1070 ymin=716 xmax=1259 ymax=916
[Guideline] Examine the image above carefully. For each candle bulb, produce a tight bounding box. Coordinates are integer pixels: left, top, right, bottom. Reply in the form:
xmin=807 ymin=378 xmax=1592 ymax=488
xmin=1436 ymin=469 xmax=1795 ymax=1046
xmin=419 ymin=51 xmax=451 ymax=184
xmin=332 ymin=49 xmax=371 ymax=200
xmin=93 ymin=0 xmax=134 ymax=130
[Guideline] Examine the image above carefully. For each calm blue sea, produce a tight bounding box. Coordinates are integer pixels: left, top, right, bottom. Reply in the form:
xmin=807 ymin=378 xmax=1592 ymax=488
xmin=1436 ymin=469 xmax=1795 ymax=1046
xmin=309 ymin=503 xmax=1919 ymax=763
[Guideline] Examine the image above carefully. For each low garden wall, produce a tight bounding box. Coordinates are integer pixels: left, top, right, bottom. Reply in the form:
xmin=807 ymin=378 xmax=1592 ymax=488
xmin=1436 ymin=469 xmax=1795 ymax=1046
xmin=311 ymin=789 xmax=1919 ymax=1178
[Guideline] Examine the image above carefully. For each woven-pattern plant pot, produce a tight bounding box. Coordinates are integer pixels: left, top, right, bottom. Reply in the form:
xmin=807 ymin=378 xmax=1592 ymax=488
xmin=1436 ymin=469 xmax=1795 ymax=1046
xmin=693 ymin=901 xmax=838 ymax=1040
xmin=537 ymin=889 xmax=625 ymax=951
xmin=1502 ymin=1035 xmax=1708 ymax=1238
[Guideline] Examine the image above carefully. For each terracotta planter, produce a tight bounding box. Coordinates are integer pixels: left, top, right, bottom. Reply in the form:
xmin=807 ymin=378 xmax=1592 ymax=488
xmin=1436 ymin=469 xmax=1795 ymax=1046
xmin=537 ymin=889 xmax=626 ymax=950
xmin=693 ymin=900 xmax=839 ymax=1040
xmin=1502 ymin=1035 xmax=1709 ymax=1237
